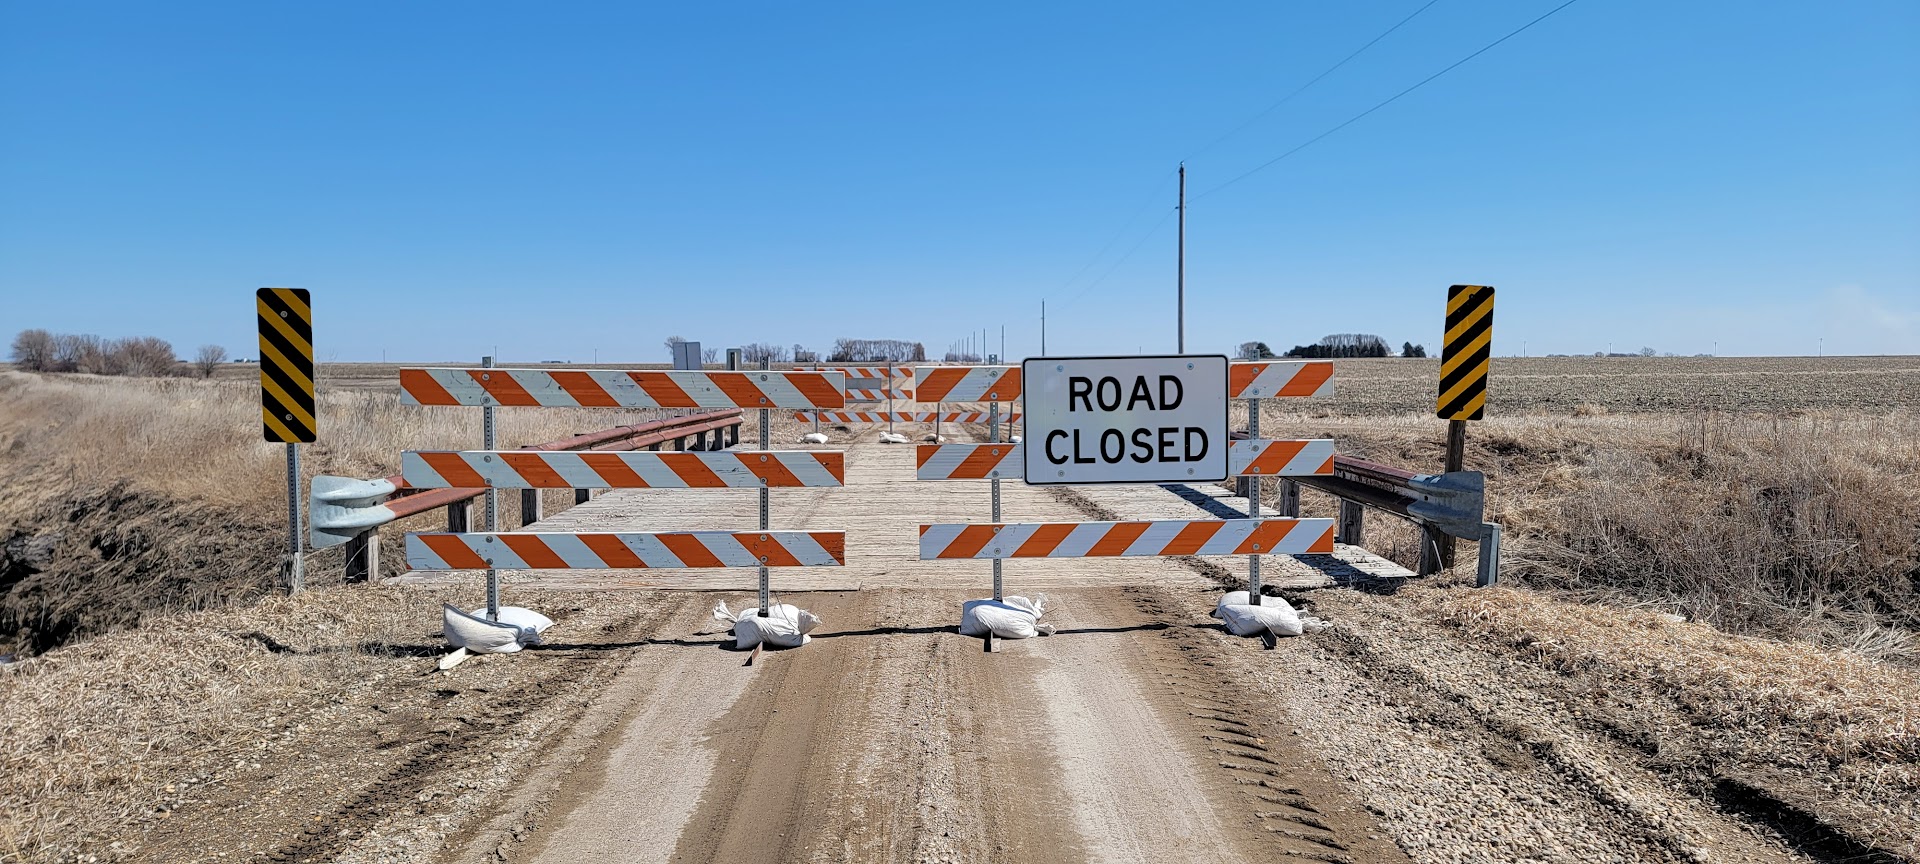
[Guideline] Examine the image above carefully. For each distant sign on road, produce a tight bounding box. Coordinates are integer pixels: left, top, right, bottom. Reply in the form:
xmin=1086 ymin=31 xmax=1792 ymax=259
xmin=1022 ymin=355 xmax=1228 ymax=485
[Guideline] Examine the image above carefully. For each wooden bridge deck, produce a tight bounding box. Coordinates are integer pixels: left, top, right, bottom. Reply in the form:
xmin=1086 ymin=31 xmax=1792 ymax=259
xmin=388 ymin=431 xmax=1412 ymax=593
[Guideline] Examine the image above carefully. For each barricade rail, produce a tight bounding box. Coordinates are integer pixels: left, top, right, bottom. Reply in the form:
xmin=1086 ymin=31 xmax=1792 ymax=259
xmin=343 ymin=409 xmax=745 ymax=580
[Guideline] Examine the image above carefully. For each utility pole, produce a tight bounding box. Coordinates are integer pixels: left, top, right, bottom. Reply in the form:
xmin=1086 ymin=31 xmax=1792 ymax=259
xmin=1177 ymin=163 xmax=1186 ymax=354
xmin=1041 ymin=300 xmax=1047 ymax=355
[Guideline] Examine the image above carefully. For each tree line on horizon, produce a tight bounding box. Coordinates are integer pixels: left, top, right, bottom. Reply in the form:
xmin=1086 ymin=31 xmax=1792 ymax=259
xmin=1238 ymin=334 xmax=1426 ymax=360
xmin=10 ymin=329 xmax=227 ymax=378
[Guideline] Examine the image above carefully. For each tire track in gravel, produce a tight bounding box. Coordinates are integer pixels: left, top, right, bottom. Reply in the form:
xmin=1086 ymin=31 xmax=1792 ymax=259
xmin=660 ymin=587 xmax=1083 ymax=864
xmin=246 ymin=594 xmax=694 ymax=864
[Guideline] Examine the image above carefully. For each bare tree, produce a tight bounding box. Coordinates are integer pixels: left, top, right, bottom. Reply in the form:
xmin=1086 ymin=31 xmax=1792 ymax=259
xmin=194 ymin=344 xmax=227 ymax=377
xmin=110 ymin=336 xmax=177 ymax=376
xmin=664 ymin=335 xmax=687 ymax=360
xmin=701 ymin=347 xmax=719 ymax=365
xmin=10 ymin=329 xmax=54 ymax=371
xmin=740 ymin=342 xmax=791 ymax=364
xmin=53 ymin=333 xmax=102 ymax=373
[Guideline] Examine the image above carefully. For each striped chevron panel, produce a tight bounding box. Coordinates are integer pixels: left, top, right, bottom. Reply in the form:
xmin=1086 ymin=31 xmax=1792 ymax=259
xmin=793 ymin=411 xmax=1021 ymax=425
xmin=799 ymin=366 xmax=914 ymax=380
xmin=1228 ymin=361 xmax=1335 ymax=399
xmin=1229 ymin=439 xmax=1335 ymax=476
xmin=795 ymin=411 xmax=924 ymax=424
xmin=916 ymin=439 xmax=1332 ymax=481
xmin=399 ymin=369 xmax=847 ymax=409
xmin=934 ymin=412 xmax=1019 ymax=424
xmin=916 ymin=443 xmax=1022 ymax=480
xmin=846 ymin=388 xmax=913 ymax=401
xmin=912 ymin=365 xmax=1021 ymax=402
xmin=918 ymin=519 xmax=1335 ymax=559
xmin=406 ymin=531 xmax=847 ymax=570
xmin=401 ymin=450 xmax=845 ymax=489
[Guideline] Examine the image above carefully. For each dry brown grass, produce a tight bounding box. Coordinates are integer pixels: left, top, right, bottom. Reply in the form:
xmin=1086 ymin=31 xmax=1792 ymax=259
xmin=0 ymin=586 xmax=441 ymax=861
xmin=1427 ymin=588 xmax=1920 ymax=853
xmin=0 ymin=371 xmax=696 ymax=655
xmin=1246 ymin=406 xmax=1920 ymax=656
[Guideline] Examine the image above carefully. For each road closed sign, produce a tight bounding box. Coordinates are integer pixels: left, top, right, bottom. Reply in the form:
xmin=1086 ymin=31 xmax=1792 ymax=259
xmin=1022 ymin=355 xmax=1229 ymax=485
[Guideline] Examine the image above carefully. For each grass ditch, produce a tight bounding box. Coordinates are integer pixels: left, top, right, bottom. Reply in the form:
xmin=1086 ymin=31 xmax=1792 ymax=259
xmin=1247 ymin=406 xmax=1920 ymax=658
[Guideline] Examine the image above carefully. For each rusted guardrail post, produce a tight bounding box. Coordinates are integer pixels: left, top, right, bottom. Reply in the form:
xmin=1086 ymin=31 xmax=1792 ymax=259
xmin=1275 ymin=478 xmax=1300 ymax=517
xmin=1337 ymin=499 xmax=1365 ymax=545
xmin=520 ymin=489 xmax=543 ymax=527
xmin=446 ymin=499 xmax=471 ymax=532
xmin=345 ymin=528 xmax=378 ymax=582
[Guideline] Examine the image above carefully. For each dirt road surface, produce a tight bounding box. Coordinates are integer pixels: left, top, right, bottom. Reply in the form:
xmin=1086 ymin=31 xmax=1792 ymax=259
xmin=106 ymin=427 xmax=1912 ymax=863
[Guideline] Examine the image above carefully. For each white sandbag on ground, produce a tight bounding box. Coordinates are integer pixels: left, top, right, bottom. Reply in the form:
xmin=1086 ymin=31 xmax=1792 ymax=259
xmin=801 ymin=432 xmax=830 ymax=444
xmin=713 ymin=601 xmax=821 ymax=649
xmin=1210 ymin=592 xmax=1304 ymax=638
xmin=958 ymin=595 xmax=1056 ymax=639
xmin=878 ymin=432 xmax=910 ymax=444
xmin=443 ymin=604 xmax=554 ymax=654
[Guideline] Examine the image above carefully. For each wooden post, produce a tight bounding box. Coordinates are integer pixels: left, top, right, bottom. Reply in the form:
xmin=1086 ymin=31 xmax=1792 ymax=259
xmin=446 ymin=499 xmax=472 ymax=533
xmin=1275 ymin=479 xmax=1300 ymax=517
xmin=1337 ymin=499 xmax=1365 ymax=545
xmin=345 ymin=528 xmax=378 ymax=583
xmin=520 ymin=489 xmax=543 ymax=527
xmin=1438 ymin=419 xmax=1466 ymax=568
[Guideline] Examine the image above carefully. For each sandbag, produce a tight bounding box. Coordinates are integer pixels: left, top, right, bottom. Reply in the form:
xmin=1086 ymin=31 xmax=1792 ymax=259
xmin=713 ymin=600 xmax=821 ymax=649
xmin=878 ymin=432 xmax=910 ymax=444
xmin=443 ymin=604 xmax=554 ymax=654
xmin=1210 ymin=592 xmax=1304 ymax=638
xmin=958 ymin=595 xmax=1056 ymax=639
xmin=801 ymin=432 xmax=830 ymax=445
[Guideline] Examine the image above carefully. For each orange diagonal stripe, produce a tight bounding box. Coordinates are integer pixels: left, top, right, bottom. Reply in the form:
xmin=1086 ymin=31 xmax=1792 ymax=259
xmin=400 ymin=369 xmax=457 ymax=405
xmin=659 ymin=534 xmax=726 ymax=568
xmin=498 ymin=452 xmax=571 ymax=488
xmin=547 ymin=371 xmax=619 ymax=407
xmin=419 ymin=453 xmax=489 ymax=488
xmin=468 ymin=370 xmax=539 ymax=406
xmin=416 ymin=535 xmax=489 ymax=569
xmin=1277 ymin=362 xmax=1334 ymax=397
xmin=1087 ymin=523 xmax=1151 ymax=557
xmin=580 ymin=534 xmax=647 ymax=568
xmin=1162 ymin=521 xmax=1225 ymax=555
xmin=500 ymin=535 xmax=568 ymax=568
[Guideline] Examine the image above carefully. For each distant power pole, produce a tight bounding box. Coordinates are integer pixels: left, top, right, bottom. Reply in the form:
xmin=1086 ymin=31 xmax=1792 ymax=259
xmin=1177 ymin=163 xmax=1186 ymax=354
xmin=1041 ymin=300 xmax=1047 ymax=355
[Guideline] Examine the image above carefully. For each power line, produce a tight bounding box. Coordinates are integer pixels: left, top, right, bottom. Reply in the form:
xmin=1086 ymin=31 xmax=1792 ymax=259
xmin=1050 ymin=169 xmax=1178 ymax=299
xmin=1184 ymin=0 xmax=1445 ymax=164
xmin=1059 ymin=205 xmax=1178 ymax=310
xmin=1195 ymin=0 xmax=1583 ymax=202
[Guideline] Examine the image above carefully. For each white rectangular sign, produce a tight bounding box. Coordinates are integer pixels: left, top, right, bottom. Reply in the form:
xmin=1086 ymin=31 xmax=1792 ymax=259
xmin=1022 ymin=355 xmax=1228 ymax=485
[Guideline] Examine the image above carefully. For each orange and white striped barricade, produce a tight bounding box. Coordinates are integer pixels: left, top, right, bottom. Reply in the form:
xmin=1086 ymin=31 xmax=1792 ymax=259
xmin=912 ymin=364 xmax=1021 ymax=445
xmin=1229 ymin=360 xmax=1336 ymax=604
xmin=913 ymin=439 xmax=1333 ymax=482
xmin=906 ymin=365 xmax=1021 ymax=615
xmin=397 ymin=366 xmax=847 ymax=625
xmin=795 ymin=410 xmax=925 ymax=426
xmin=402 ymin=450 xmax=847 ymax=489
xmin=400 ymin=368 xmax=846 ymax=409
xmin=919 ymin=519 xmax=1334 ymax=560
xmin=408 ymin=530 xmax=846 ymax=570
xmin=798 ymin=366 xmax=915 ymax=431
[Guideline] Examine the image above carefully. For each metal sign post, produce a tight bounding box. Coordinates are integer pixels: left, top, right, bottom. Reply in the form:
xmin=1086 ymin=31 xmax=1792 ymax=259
xmin=1245 ymin=398 xmax=1261 ymax=607
xmin=758 ymin=358 xmax=772 ymax=618
xmin=1433 ymin=284 xmax=1494 ymax=575
xmin=257 ymin=287 xmax=315 ymax=595
xmin=989 ymin=400 xmax=1002 ymax=601
xmin=482 ymin=355 xmax=499 ymax=620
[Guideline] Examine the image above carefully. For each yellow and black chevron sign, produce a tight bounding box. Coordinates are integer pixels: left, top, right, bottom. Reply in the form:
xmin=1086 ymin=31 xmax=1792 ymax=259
xmin=257 ymin=287 xmax=315 ymax=443
xmin=1437 ymin=284 xmax=1493 ymax=421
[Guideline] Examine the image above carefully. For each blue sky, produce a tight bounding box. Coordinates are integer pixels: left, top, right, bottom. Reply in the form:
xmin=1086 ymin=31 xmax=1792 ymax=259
xmin=3 ymin=1 xmax=1915 ymax=361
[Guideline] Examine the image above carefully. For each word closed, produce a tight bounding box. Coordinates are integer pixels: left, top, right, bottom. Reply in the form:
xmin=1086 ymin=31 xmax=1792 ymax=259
xmin=1022 ymin=355 xmax=1228 ymax=485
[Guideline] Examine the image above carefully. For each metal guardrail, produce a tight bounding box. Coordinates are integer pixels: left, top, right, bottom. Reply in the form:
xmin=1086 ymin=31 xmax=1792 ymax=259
xmin=335 ymin=409 xmax=746 ymax=582
xmin=1230 ymin=432 xmax=1500 ymax=586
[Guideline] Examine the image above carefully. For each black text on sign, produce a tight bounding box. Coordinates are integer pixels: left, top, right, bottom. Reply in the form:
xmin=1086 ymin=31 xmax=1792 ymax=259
xmin=1021 ymin=355 xmax=1229 ymax=485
